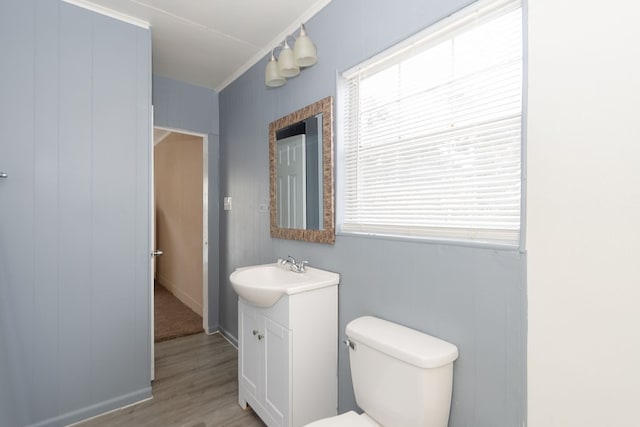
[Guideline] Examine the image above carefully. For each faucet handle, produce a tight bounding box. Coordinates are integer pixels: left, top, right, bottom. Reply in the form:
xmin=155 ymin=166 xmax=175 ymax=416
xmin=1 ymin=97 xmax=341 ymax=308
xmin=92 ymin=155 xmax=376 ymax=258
xmin=298 ymin=260 xmax=309 ymax=272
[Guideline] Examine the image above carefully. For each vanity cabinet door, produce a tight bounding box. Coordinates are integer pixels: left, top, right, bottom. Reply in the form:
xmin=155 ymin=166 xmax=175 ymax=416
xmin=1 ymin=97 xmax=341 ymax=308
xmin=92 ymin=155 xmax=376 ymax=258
xmin=263 ymin=317 xmax=291 ymax=427
xmin=239 ymin=303 xmax=261 ymax=403
xmin=237 ymin=286 xmax=337 ymax=427
xmin=239 ymin=300 xmax=291 ymax=427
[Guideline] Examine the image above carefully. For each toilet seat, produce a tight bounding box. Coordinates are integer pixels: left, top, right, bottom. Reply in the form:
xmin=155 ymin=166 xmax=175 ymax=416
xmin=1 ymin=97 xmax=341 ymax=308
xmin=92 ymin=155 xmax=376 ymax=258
xmin=305 ymin=411 xmax=381 ymax=427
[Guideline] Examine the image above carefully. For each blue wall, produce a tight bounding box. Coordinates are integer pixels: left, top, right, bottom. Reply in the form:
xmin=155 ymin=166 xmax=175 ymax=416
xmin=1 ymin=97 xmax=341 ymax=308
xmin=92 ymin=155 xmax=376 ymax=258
xmin=0 ymin=1 xmax=151 ymax=426
xmin=218 ymin=1 xmax=526 ymax=426
xmin=152 ymin=74 xmax=221 ymax=331
xmin=153 ymin=74 xmax=219 ymax=135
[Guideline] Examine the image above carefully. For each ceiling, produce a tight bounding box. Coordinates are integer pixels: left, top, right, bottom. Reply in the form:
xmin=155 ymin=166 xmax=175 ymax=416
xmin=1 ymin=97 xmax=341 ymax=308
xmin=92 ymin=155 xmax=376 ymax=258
xmin=67 ymin=0 xmax=332 ymax=91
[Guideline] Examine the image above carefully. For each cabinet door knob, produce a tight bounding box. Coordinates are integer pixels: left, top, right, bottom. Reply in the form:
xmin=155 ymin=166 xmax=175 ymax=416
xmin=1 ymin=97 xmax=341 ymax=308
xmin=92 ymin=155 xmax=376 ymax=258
xmin=252 ymin=329 xmax=259 ymax=336
xmin=257 ymin=334 xmax=264 ymax=341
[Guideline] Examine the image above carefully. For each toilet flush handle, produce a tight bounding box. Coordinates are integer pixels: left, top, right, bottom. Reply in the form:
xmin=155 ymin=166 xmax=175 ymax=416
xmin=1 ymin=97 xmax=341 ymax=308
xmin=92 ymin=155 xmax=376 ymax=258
xmin=343 ymin=339 xmax=356 ymax=350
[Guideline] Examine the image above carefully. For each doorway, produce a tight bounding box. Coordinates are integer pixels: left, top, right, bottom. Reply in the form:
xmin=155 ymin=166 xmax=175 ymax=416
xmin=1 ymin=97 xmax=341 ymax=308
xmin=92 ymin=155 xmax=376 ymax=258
xmin=152 ymin=128 xmax=209 ymax=345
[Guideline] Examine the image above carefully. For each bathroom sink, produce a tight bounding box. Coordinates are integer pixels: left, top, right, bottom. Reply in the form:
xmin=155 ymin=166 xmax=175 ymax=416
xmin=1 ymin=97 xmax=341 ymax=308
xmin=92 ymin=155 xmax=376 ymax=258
xmin=230 ymin=262 xmax=339 ymax=307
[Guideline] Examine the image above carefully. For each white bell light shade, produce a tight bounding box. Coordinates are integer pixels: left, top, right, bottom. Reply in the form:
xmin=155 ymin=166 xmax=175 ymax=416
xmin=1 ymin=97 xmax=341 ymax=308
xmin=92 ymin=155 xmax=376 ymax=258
xmin=265 ymin=51 xmax=286 ymax=87
xmin=293 ymin=25 xmax=317 ymax=67
xmin=277 ymin=39 xmax=300 ymax=78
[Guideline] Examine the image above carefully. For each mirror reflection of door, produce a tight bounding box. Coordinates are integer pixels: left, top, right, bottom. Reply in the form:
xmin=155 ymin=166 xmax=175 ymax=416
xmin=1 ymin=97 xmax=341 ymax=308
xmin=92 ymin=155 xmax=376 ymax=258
xmin=276 ymin=134 xmax=306 ymax=229
xmin=274 ymin=114 xmax=323 ymax=230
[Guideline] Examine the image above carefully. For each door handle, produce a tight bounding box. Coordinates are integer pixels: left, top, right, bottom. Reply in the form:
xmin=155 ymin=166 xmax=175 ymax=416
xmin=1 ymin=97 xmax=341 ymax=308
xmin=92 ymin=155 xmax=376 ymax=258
xmin=152 ymin=250 xmax=163 ymax=257
xmin=0 ymin=172 xmax=7 ymax=178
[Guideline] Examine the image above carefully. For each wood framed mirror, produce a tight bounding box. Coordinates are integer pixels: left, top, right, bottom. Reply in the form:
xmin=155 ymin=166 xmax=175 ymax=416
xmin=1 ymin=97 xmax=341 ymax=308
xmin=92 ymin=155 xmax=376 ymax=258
xmin=269 ymin=96 xmax=335 ymax=244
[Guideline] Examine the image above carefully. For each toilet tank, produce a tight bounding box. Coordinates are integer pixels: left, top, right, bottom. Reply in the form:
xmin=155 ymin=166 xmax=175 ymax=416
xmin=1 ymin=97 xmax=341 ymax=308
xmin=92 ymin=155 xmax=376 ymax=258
xmin=346 ymin=316 xmax=459 ymax=427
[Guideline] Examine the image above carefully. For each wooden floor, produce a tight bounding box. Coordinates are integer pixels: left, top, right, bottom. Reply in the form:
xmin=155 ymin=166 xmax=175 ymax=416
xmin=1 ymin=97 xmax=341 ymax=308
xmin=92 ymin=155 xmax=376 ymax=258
xmin=76 ymin=333 xmax=265 ymax=427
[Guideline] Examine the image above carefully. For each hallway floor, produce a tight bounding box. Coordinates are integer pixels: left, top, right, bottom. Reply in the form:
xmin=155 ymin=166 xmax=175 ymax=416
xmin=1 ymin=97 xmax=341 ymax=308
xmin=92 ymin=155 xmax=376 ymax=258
xmin=76 ymin=333 xmax=264 ymax=427
xmin=154 ymin=283 xmax=204 ymax=342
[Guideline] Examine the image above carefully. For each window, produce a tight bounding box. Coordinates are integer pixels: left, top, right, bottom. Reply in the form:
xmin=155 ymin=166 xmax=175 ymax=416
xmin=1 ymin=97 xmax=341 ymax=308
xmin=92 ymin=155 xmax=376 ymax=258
xmin=340 ymin=0 xmax=522 ymax=245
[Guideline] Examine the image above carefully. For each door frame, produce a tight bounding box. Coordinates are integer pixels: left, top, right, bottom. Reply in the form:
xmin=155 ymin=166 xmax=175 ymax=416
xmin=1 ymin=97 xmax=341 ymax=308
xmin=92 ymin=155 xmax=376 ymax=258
xmin=151 ymin=126 xmax=210 ymax=364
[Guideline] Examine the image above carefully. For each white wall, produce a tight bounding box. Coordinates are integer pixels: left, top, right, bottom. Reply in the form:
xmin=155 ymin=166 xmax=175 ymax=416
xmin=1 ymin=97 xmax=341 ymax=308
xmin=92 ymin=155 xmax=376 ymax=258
xmin=527 ymin=1 xmax=640 ymax=426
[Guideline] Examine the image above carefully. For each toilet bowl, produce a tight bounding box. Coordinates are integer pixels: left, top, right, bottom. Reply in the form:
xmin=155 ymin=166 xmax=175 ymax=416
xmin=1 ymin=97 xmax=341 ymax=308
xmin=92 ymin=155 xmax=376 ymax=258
xmin=306 ymin=316 xmax=458 ymax=427
xmin=306 ymin=410 xmax=379 ymax=426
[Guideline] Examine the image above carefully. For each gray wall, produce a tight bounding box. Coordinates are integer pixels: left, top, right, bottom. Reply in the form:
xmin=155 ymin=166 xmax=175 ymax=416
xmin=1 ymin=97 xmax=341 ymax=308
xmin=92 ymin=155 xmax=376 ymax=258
xmin=0 ymin=1 xmax=151 ymax=426
xmin=152 ymin=74 xmax=220 ymax=331
xmin=153 ymin=74 xmax=219 ymax=135
xmin=218 ymin=1 xmax=526 ymax=426
xmin=0 ymin=262 xmax=19 ymax=427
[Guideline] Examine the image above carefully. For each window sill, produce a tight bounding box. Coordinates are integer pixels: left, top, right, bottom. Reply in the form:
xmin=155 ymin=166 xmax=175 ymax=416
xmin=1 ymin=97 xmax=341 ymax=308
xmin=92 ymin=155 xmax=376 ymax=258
xmin=336 ymin=229 xmax=522 ymax=252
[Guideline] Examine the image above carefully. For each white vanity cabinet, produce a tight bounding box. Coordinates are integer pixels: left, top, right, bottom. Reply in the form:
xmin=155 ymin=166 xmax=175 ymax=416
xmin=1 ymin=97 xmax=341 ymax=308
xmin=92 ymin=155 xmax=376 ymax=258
xmin=238 ymin=284 xmax=338 ymax=427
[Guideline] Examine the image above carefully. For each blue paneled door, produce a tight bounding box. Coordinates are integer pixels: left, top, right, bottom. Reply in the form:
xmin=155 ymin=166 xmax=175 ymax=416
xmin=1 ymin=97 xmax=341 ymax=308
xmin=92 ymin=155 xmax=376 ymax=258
xmin=0 ymin=1 xmax=152 ymax=426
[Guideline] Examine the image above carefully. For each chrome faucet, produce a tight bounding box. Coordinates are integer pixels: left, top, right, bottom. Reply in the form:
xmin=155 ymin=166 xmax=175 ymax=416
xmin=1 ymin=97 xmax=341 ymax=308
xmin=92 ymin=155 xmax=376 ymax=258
xmin=280 ymin=255 xmax=309 ymax=273
xmin=281 ymin=255 xmax=296 ymax=267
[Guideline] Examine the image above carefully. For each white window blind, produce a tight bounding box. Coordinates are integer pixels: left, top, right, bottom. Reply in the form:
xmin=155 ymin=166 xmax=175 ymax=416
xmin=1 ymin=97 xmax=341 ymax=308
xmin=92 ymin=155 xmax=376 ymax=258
xmin=340 ymin=0 xmax=522 ymax=245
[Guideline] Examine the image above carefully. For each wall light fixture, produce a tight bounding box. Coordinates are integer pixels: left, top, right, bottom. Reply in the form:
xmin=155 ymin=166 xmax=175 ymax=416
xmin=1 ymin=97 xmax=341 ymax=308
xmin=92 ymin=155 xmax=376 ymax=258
xmin=265 ymin=24 xmax=317 ymax=88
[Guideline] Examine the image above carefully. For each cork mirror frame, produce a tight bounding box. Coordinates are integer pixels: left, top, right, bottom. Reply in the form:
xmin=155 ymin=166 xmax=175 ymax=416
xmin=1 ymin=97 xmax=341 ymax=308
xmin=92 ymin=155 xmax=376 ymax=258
xmin=269 ymin=96 xmax=335 ymax=244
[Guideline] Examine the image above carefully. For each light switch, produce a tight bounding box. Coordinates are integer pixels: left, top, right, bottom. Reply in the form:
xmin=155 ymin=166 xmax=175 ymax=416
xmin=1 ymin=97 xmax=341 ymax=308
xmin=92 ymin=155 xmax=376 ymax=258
xmin=224 ymin=196 xmax=232 ymax=211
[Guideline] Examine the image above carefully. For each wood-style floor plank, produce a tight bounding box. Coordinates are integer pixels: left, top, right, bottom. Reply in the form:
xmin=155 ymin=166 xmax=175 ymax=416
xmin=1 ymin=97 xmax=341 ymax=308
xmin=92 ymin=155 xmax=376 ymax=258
xmin=75 ymin=333 xmax=265 ymax=427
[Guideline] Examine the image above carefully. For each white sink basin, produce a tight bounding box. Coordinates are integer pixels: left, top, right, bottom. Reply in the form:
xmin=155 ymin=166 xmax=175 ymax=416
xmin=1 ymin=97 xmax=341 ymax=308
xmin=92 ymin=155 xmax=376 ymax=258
xmin=230 ymin=262 xmax=339 ymax=307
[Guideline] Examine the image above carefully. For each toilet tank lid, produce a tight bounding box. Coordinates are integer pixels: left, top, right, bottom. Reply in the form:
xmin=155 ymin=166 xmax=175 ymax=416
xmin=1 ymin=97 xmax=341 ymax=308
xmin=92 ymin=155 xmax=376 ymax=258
xmin=346 ymin=316 xmax=459 ymax=369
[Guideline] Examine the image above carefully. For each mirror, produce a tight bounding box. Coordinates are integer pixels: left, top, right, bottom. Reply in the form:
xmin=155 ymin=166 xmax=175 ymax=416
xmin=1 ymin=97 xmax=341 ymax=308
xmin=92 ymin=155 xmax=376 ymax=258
xmin=269 ymin=96 xmax=335 ymax=244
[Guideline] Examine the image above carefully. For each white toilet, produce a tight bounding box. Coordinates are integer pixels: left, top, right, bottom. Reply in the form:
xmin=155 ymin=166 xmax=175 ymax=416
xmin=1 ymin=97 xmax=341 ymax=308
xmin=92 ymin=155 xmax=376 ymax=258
xmin=306 ymin=316 xmax=459 ymax=427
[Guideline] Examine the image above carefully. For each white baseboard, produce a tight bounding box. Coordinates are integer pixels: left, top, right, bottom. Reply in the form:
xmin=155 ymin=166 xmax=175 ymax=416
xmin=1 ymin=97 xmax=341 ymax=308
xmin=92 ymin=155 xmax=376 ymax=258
xmin=156 ymin=275 xmax=202 ymax=316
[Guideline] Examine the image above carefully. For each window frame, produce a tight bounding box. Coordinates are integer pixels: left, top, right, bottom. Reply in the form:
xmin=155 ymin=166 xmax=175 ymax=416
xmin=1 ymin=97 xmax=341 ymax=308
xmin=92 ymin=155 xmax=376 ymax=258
xmin=336 ymin=0 xmax=526 ymax=250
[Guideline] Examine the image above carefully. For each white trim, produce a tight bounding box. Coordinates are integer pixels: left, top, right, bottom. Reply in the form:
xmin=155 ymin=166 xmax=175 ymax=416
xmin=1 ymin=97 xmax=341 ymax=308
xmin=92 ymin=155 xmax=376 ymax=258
xmin=61 ymin=0 xmax=150 ymax=29
xmin=336 ymin=230 xmax=520 ymax=251
xmin=202 ymin=133 xmax=210 ymax=333
xmin=215 ymin=0 xmax=334 ymax=91
xmin=153 ymin=129 xmax=171 ymax=146
xmin=149 ymin=107 xmax=155 ymax=381
xmin=154 ymin=126 xmax=207 ymax=138
xmin=518 ymin=0 xmax=528 ymax=255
